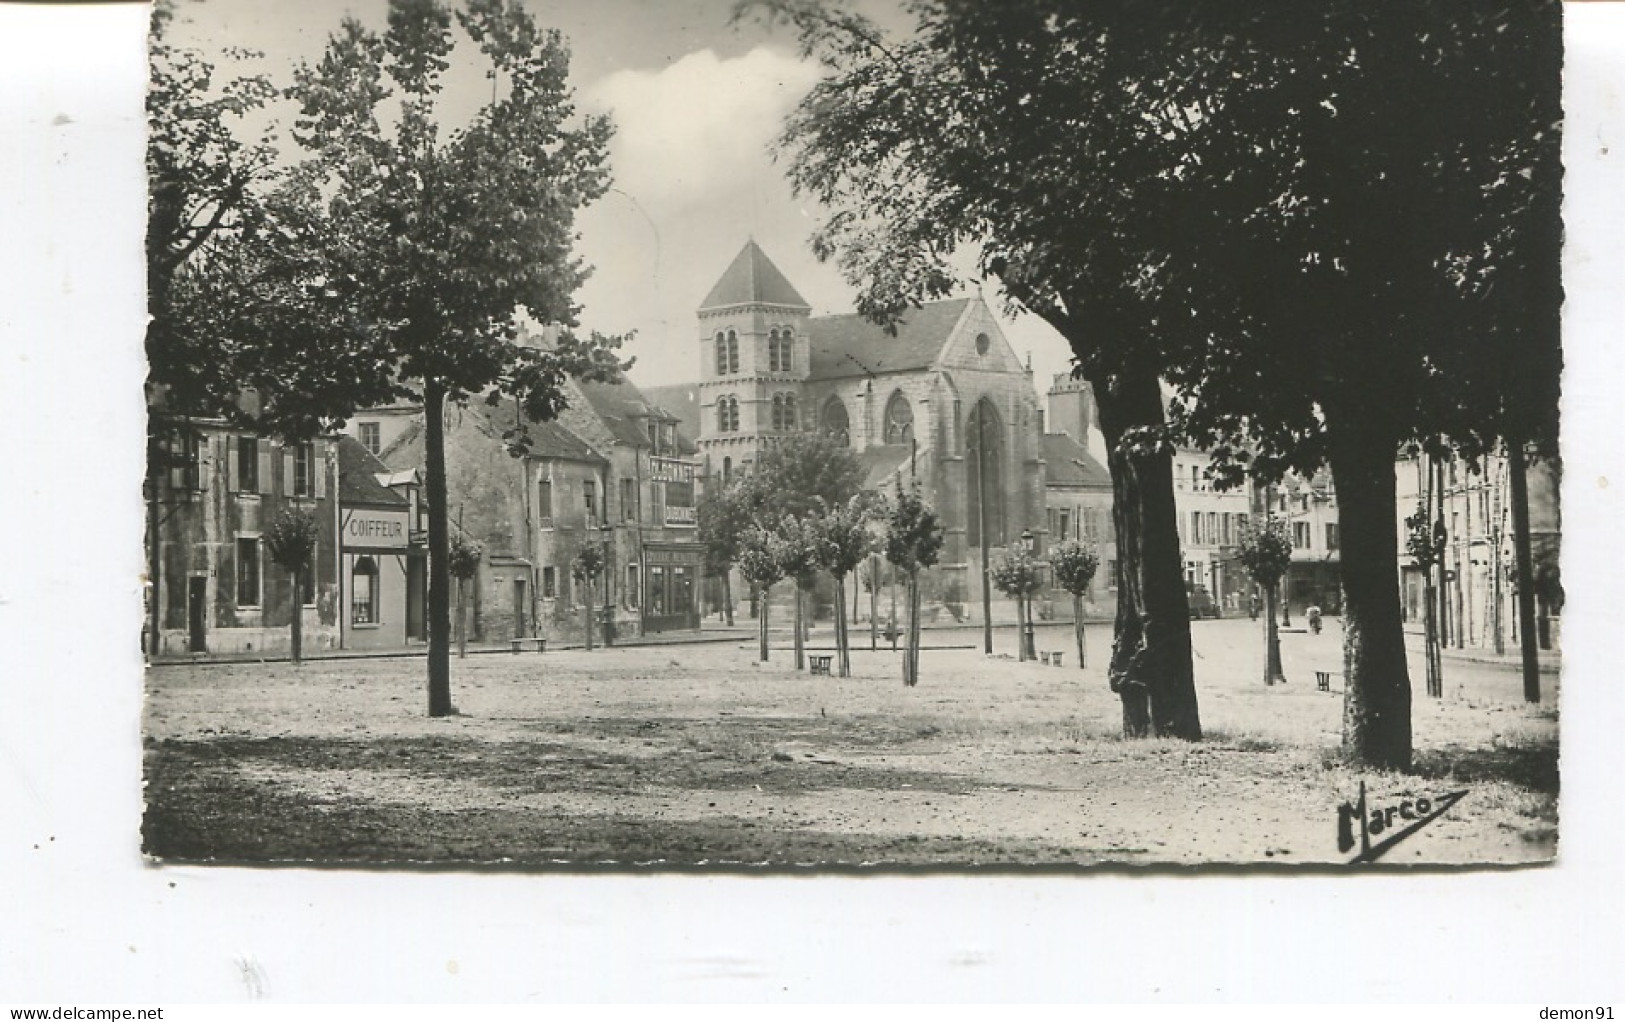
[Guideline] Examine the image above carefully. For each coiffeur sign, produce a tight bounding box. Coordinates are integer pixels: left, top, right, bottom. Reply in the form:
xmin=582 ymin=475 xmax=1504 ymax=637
xmin=342 ymin=509 xmax=409 ymax=550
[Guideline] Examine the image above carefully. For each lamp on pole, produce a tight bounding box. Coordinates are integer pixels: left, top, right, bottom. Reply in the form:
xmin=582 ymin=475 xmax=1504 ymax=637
xmin=600 ymin=521 xmax=615 ymax=647
xmin=1021 ymin=527 xmax=1038 ymax=660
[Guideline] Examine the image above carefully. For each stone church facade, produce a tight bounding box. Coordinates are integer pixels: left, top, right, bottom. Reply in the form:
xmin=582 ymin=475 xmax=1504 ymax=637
xmin=664 ymin=240 xmax=1048 ymax=617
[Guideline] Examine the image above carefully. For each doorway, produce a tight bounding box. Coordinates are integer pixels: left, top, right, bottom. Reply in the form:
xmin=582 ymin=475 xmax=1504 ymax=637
xmin=187 ymin=576 xmax=208 ymax=653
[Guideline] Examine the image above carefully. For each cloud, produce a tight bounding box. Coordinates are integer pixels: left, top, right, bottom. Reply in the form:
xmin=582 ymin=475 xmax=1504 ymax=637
xmin=588 ymin=46 xmax=820 ymax=209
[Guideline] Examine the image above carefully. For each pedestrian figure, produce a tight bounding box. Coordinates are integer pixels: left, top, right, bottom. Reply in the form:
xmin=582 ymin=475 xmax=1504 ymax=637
xmin=1249 ymin=590 xmax=1260 ymax=620
xmin=1307 ymin=605 xmax=1323 ymax=635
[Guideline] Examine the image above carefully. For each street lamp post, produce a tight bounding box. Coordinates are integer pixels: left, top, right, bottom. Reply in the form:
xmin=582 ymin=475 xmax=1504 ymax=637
xmin=1021 ymin=527 xmax=1038 ymax=661
xmin=601 ymin=522 xmax=615 ymax=647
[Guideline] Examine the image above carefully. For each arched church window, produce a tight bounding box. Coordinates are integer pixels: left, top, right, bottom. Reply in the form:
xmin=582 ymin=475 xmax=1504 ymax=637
xmin=784 ymin=393 xmax=797 ymax=430
xmin=728 ymin=396 xmax=740 ymax=432
xmin=821 ymin=397 xmax=850 ymax=445
xmin=769 ymin=328 xmax=793 ymax=373
xmin=726 ymin=330 xmax=739 ymax=374
xmin=883 ymin=390 xmax=914 ymax=444
xmin=715 ymin=331 xmax=728 ymax=376
xmin=716 ymin=395 xmax=740 ymax=433
xmin=965 ymin=398 xmax=1006 ymax=547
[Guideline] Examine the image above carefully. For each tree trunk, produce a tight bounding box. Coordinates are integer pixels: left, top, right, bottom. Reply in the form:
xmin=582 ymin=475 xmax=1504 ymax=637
xmin=1507 ymin=438 xmax=1541 ymax=702
xmin=1280 ymin=581 xmax=1291 ymax=627
xmin=1073 ymin=593 xmax=1087 ymax=669
xmin=870 ymin=557 xmax=879 ymax=651
xmin=902 ymin=572 xmax=922 ymax=687
xmin=1094 ymin=366 xmax=1200 ymax=740
xmin=289 ymin=566 xmax=304 ymax=665
xmin=1262 ymin=581 xmax=1284 ymax=685
xmin=583 ymin=575 xmax=594 ymax=652
xmin=1327 ymin=419 xmax=1412 ymax=770
xmin=456 ymin=577 xmax=467 ymax=659
xmin=833 ymin=574 xmax=850 ymax=677
xmin=758 ymin=583 xmax=770 ymax=662
xmin=147 ymin=446 xmax=162 ymax=656
xmin=793 ymin=580 xmax=805 ymax=671
xmin=424 ymin=380 xmax=454 ymax=717
xmin=1422 ymin=580 xmax=1440 ymax=697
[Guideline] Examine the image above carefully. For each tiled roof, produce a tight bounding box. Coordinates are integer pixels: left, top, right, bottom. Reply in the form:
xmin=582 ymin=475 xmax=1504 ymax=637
xmin=1042 ymin=432 xmax=1112 ymax=488
xmin=807 ymin=298 xmax=970 ymax=381
xmin=525 ymin=418 xmax=608 ymax=464
xmin=699 ymin=240 xmax=811 ymax=311
xmin=857 ymin=443 xmax=921 ymax=490
xmin=337 ymin=434 xmax=408 ymax=506
xmin=577 ymin=377 xmax=697 ymax=455
xmin=639 ymin=382 xmax=701 ymax=448
xmin=373 ymin=403 xmax=605 ymax=466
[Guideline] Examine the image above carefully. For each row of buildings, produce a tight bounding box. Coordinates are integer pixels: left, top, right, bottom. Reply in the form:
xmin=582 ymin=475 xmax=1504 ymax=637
xmin=143 ymin=240 xmax=1555 ymax=656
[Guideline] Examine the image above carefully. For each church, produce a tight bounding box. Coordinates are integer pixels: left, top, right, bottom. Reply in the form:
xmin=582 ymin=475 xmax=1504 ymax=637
xmin=645 ymin=240 xmax=1049 ymax=619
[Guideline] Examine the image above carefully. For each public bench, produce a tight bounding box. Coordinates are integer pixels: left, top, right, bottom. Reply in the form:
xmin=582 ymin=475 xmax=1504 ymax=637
xmin=511 ymin=637 xmax=547 ymax=653
xmin=1315 ymin=670 xmax=1339 ymax=692
xmin=809 ymin=654 xmax=833 ymax=676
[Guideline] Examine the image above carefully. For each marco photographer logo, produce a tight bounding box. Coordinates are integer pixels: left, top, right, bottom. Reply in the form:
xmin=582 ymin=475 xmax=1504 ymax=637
xmin=1336 ymin=781 xmax=1468 ymax=863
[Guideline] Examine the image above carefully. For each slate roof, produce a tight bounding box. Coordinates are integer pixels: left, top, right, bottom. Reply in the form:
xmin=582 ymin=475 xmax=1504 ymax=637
xmin=640 ymin=382 xmax=701 ymax=447
xmin=576 ymin=377 xmax=698 ymax=455
xmin=337 ymin=434 xmax=408 ymax=506
xmin=373 ymin=405 xmax=605 ymax=468
xmin=699 ymin=240 xmax=811 ymax=311
xmin=807 ymin=298 xmax=971 ymax=381
xmin=857 ymin=443 xmax=920 ymax=490
xmin=1042 ymin=432 xmax=1112 ymax=488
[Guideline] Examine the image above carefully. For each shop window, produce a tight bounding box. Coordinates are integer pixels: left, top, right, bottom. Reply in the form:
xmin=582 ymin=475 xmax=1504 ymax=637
xmin=351 ymin=556 xmax=378 ymax=624
xmin=236 ymin=537 xmax=261 ymax=608
xmin=673 ymin=566 xmax=693 ymax=615
xmin=650 ymin=566 xmax=667 ymax=616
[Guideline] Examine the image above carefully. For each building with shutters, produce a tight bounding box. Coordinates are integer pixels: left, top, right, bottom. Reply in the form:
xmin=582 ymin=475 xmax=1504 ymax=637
xmin=144 ymin=415 xmax=339 ymax=656
xmin=348 ymin=330 xmax=705 ymax=646
xmin=646 ymin=240 xmax=1048 ymax=622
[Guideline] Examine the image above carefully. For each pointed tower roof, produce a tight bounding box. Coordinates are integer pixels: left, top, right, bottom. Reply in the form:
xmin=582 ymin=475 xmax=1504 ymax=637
xmin=699 ymin=240 xmax=811 ymax=312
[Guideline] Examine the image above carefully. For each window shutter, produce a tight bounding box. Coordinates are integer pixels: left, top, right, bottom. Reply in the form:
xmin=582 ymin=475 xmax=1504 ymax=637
xmin=283 ymin=448 xmax=296 ymax=497
xmin=314 ymin=445 xmax=327 ymax=499
xmin=259 ymin=445 xmax=274 ymax=496
xmin=227 ymin=440 xmax=240 ymax=494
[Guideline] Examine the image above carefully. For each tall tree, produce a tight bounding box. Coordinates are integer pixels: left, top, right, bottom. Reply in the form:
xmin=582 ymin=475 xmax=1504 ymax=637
xmin=448 ymin=534 xmax=482 ymax=658
xmin=759 ymin=0 xmax=1559 ymax=764
xmin=883 ymin=486 xmax=944 ymax=687
xmin=1050 ymin=542 xmax=1099 ymax=670
xmin=773 ymin=513 xmax=823 ymax=672
xmin=263 ymin=508 xmax=321 ymax=665
xmin=749 ymin=0 xmax=1207 ymax=739
xmin=285 ymin=0 xmax=628 ymax=715
xmin=697 ymin=481 xmax=755 ymax=627
xmin=1237 ymin=519 xmax=1293 ymax=687
xmin=571 ymin=543 xmax=605 ymax=651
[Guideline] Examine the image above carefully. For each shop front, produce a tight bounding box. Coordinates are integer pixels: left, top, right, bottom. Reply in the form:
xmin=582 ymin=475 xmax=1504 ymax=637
xmin=339 ymin=502 xmax=426 ymax=650
xmin=641 ymin=542 xmax=703 ymax=633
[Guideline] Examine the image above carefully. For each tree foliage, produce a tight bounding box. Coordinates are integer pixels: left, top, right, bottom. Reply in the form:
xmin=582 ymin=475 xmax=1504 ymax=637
xmin=283 ymin=0 xmax=630 ymax=713
xmin=1237 ymin=520 xmax=1293 ymax=589
xmin=264 ymin=508 xmax=321 ymax=574
xmin=448 ymin=534 xmax=483 ymax=581
xmin=989 ymin=547 xmax=1043 ymax=600
xmin=1049 ymin=542 xmax=1099 ymax=599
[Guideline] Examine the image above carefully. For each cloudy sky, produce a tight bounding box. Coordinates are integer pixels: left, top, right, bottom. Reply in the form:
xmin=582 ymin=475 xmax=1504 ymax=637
xmin=165 ymin=0 xmax=1078 ymax=393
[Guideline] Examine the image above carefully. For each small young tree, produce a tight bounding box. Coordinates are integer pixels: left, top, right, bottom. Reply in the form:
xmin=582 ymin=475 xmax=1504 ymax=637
xmin=1404 ymin=500 xmax=1446 ymax=697
xmin=737 ymin=526 xmax=787 ymax=663
xmin=883 ymin=486 xmax=944 ymax=687
xmin=810 ymin=496 xmax=877 ymax=677
xmin=697 ymin=481 xmax=755 ymax=627
xmin=571 ymin=544 xmax=604 ymax=652
xmin=1051 ymin=542 xmax=1100 ymax=669
xmin=448 ymin=534 xmax=482 ymax=659
xmin=773 ymin=514 xmax=822 ymax=672
xmin=264 ymin=508 xmax=322 ymax=664
xmin=1238 ymin=519 xmax=1293 ymax=686
xmin=990 ymin=546 xmax=1044 ymax=662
